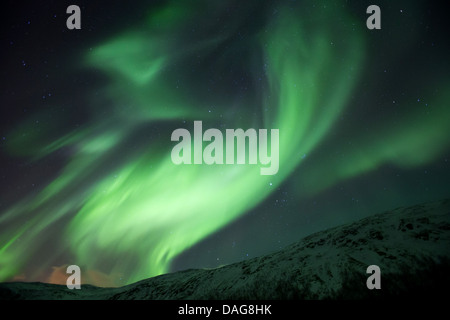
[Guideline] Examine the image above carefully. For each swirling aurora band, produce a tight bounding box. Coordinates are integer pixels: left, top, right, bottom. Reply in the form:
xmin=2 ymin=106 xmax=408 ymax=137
xmin=1 ymin=1 xmax=449 ymax=286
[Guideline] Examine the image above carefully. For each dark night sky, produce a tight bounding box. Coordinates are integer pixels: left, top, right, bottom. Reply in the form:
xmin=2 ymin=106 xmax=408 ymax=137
xmin=1 ymin=0 xmax=449 ymax=286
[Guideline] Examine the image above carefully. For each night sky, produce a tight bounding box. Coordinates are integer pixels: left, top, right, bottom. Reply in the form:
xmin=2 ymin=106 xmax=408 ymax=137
xmin=1 ymin=0 xmax=449 ymax=287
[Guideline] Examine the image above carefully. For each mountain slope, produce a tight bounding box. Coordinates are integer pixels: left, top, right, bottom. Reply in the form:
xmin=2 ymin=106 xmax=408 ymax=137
xmin=1 ymin=198 xmax=449 ymax=300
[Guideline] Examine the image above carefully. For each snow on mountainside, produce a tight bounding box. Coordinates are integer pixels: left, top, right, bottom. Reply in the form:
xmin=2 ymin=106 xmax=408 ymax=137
xmin=1 ymin=198 xmax=450 ymax=300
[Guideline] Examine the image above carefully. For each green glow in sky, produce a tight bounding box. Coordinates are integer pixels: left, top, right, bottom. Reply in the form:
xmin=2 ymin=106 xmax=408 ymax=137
xmin=0 ymin=1 xmax=448 ymax=286
xmin=69 ymin=5 xmax=363 ymax=284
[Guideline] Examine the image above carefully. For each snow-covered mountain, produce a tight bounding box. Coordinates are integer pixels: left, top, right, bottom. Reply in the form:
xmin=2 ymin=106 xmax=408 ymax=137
xmin=1 ymin=198 xmax=449 ymax=300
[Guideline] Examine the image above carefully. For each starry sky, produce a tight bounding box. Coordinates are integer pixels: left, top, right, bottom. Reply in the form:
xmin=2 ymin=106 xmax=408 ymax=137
xmin=1 ymin=0 xmax=449 ymax=287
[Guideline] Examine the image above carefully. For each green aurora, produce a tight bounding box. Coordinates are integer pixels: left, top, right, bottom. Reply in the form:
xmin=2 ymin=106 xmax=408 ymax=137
xmin=1 ymin=1 xmax=449 ymax=286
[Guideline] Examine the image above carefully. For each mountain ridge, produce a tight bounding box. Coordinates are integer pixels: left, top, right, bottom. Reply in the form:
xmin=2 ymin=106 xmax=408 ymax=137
xmin=1 ymin=198 xmax=449 ymax=300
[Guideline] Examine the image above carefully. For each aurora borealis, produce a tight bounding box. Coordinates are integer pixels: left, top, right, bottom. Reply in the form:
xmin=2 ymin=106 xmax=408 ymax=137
xmin=1 ymin=0 xmax=449 ymax=287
